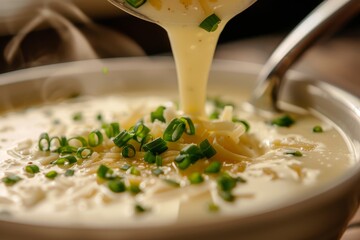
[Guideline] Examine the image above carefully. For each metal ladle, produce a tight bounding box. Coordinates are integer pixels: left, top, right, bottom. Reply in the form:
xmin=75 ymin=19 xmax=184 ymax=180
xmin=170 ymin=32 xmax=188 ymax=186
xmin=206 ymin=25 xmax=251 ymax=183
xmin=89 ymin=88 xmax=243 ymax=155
xmin=108 ymin=0 xmax=359 ymax=113
xmin=249 ymin=0 xmax=360 ymax=113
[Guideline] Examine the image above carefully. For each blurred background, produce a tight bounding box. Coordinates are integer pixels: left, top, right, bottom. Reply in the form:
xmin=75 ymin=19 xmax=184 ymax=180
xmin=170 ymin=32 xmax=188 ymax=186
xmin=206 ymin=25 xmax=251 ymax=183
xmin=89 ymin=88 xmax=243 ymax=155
xmin=0 ymin=0 xmax=359 ymax=239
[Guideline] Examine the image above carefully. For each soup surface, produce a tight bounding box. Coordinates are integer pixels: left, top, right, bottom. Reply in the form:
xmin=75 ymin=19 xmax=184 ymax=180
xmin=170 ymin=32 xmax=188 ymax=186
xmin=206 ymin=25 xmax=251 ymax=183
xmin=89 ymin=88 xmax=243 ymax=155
xmin=0 ymin=90 xmax=353 ymax=227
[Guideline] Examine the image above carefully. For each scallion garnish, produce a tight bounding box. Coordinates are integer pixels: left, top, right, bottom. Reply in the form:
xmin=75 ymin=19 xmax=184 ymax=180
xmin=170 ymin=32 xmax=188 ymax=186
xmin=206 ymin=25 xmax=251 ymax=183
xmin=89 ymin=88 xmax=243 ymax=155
xmin=199 ymin=139 xmax=217 ymax=158
xmin=126 ymin=0 xmax=146 ymax=8
xmin=96 ymin=113 xmax=103 ymax=122
xmin=313 ymin=125 xmax=323 ymax=133
xmin=271 ymin=115 xmax=295 ymax=127
xmin=199 ymin=13 xmax=221 ymax=32
xmin=76 ymin=147 xmax=93 ymax=159
xmin=151 ymin=106 xmax=166 ymax=123
xmin=285 ymin=150 xmax=303 ymax=157
xmin=113 ymin=130 xmax=134 ymax=148
xmin=64 ymin=169 xmax=75 ymax=177
xmin=122 ymin=144 xmax=136 ymax=158
xmin=205 ymin=161 xmax=222 ymax=173
xmin=217 ymin=173 xmax=237 ymax=202
xmin=25 ymin=164 xmax=40 ymax=174
xmin=53 ymin=155 xmax=77 ymax=166
xmin=175 ymin=155 xmax=192 ymax=170
xmin=2 ymin=175 xmax=22 ymax=186
xmin=68 ymin=136 xmax=88 ymax=147
xmin=143 ymin=137 xmax=168 ymax=155
xmin=103 ymin=122 xmax=120 ymax=138
xmin=50 ymin=136 xmax=69 ymax=152
xmin=108 ymin=179 xmax=126 ymax=193
xmin=134 ymin=203 xmax=148 ymax=213
xmin=88 ymin=130 xmax=103 ymax=147
xmin=156 ymin=155 xmax=163 ymax=167
xmin=38 ymin=132 xmax=50 ymax=151
xmin=180 ymin=117 xmax=195 ymax=135
xmin=128 ymin=182 xmax=141 ymax=194
xmin=209 ymin=111 xmax=220 ymax=120
xmin=133 ymin=122 xmax=150 ymax=142
xmin=208 ymin=202 xmax=220 ymax=212
xmin=163 ymin=179 xmax=180 ymax=188
xmin=233 ymin=118 xmax=250 ymax=132
xmin=144 ymin=151 xmax=156 ymax=164
xmin=188 ymin=172 xmax=204 ymax=184
xmin=163 ymin=118 xmax=186 ymax=142
xmin=56 ymin=146 xmax=76 ymax=154
xmin=97 ymin=164 xmax=115 ymax=180
xmin=72 ymin=112 xmax=83 ymax=121
xmin=152 ymin=168 xmax=164 ymax=176
xmin=45 ymin=170 xmax=58 ymax=179
xmin=130 ymin=166 xmax=141 ymax=176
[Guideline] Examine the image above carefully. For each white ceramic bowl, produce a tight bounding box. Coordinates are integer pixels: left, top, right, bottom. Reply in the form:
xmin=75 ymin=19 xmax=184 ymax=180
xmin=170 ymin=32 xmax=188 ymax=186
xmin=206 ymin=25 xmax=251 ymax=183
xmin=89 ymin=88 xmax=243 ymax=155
xmin=0 ymin=57 xmax=359 ymax=240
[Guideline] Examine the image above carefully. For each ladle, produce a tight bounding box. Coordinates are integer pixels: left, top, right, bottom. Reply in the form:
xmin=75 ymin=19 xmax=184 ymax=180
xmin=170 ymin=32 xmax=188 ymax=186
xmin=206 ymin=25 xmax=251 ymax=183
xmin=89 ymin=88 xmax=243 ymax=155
xmin=108 ymin=0 xmax=359 ymax=113
xmin=249 ymin=0 xmax=360 ymax=113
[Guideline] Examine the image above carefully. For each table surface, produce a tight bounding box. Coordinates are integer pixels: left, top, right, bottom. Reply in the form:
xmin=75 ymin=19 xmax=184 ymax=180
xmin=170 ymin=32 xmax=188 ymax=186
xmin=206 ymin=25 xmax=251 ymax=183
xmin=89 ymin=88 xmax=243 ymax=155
xmin=215 ymin=32 xmax=360 ymax=239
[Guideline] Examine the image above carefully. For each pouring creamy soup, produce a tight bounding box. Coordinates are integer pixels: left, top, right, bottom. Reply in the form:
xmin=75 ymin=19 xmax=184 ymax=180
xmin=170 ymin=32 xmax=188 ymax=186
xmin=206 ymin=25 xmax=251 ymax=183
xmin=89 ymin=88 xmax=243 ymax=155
xmin=0 ymin=0 xmax=355 ymax=228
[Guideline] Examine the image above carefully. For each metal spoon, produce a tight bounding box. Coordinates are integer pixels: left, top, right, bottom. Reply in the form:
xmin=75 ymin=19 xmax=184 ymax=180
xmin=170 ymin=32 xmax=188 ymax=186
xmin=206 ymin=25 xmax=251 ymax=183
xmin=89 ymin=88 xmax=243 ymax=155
xmin=249 ymin=0 xmax=360 ymax=113
xmin=108 ymin=0 xmax=154 ymax=23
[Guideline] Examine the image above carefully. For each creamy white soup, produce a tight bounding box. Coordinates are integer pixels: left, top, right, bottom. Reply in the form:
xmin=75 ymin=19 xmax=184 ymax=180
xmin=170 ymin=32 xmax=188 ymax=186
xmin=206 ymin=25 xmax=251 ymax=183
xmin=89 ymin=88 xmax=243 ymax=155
xmin=0 ymin=0 xmax=355 ymax=228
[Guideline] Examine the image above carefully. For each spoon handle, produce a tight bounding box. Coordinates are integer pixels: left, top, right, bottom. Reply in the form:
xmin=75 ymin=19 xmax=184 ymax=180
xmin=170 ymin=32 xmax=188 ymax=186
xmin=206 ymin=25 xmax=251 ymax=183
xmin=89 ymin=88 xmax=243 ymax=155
xmin=250 ymin=0 xmax=360 ymax=113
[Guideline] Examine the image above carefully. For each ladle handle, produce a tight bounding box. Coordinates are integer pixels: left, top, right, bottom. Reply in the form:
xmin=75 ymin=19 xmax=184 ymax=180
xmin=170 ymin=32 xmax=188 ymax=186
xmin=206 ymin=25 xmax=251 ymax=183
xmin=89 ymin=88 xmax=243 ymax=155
xmin=250 ymin=0 xmax=360 ymax=113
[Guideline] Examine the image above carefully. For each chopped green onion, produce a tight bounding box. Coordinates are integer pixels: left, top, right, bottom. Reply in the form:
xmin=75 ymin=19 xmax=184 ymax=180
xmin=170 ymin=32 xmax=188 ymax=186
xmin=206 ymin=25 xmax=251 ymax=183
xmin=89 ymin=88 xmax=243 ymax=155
xmin=113 ymin=130 xmax=134 ymax=148
xmin=233 ymin=118 xmax=250 ymax=132
xmin=156 ymin=155 xmax=163 ymax=167
xmin=25 ymin=164 xmax=40 ymax=174
xmin=151 ymin=106 xmax=166 ymax=123
xmin=126 ymin=0 xmax=146 ymax=8
xmin=38 ymin=132 xmax=50 ymax=151
xmin=45 ymin=170 xmax=58 ymax=179
xmin=163 ymin=118 xmax=186 ymax=142
xmin=50 ymin=136 xmax=69 ymax=152
xmin=178 ymin=144 xmax=204 ymax=164
xmin=130 ymin=166 xmax=141 ymax=176
xmin=285 ymin=150 xmax=303 ymax=157
xmin=72 ymin=112 xmax=83 ymax=121
xmin=120 ymin=164 xmax=132 ymax=171
xmin=209 ymin=97 xmax=235 ymax=109
xmin=205 ymin=161 xmax=222 ymax=173
xmin=313 ymin=125 xmax=323 ymax=133
xmin=2 ymin=175 xmax=22 ymax=186
xmin=68 ymin=136 xmax=88 ymax=147
xmin=97 ymin=164 xmax=115 ymax=180
xmin=53 ymin=155 xmax=77 ymax=166
xmin=96 ymin=113 xmax=103 ymax=122
xmin=88 ymin=130 xmax=103 ymax=147
xmin=163 ymin=179 xmax=180 ymax=188
xmin=56 ymin=146 xmax=77 ymax=154
xmin=209 ymin=111 xmax=220 ymax=120
xmin=208 ymin=202 xmax=220 ymax=212
xmin=128 ymin=182 xmax=141 ymax=194
xmin=175 ymin=155 xmax=192 ymax=170
xmin=144 ymin=151 xmax=156 ymax=164
xmin=180 ymin=117 xmax=196 ymax=135
xmin=217 ymin=173 xmax=237 ymax=202
xmin=122 ymin=144 xmax=136 ymax=158
xmin=143 ymin=137 xmax=168 ymax=155
xmin=271 ymin=115 xmax=295 ymax=127
xmin=133 ymin=122 xmax=150 ymax=142
xmin=188 ymin=172 xmax=204 ymax=184
xmin=76 ymin=147 xmax=93 ymax=159
xmin=134 ymin=204 xmax=148 ymax=213
xmin=199 ymin=139 xmax=217 ymax=158
xmin=152 ymin=168 xmax=164 ymax=176
xmin=103 ymin=122 xmax=120 ymax=138
xmin=108 ymin=179 xmax=126 ymax=193
xmin=199 ymin=13 xmax=221 ymax=32
xmin=64 ymin=169 xmax=75 ymax=177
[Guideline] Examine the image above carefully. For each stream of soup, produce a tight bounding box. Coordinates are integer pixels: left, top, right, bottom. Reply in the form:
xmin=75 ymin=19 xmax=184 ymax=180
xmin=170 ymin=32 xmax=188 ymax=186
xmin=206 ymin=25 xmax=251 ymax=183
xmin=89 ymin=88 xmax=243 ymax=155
xmin=0 ymin=0 xmax=355 ymax=228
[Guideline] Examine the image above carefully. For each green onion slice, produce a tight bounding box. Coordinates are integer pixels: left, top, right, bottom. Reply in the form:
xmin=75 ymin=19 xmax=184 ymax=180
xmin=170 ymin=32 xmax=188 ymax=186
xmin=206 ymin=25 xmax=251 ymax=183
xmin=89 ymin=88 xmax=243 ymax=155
xmin=151 ymin=106 xmax=166 ymax=123
xmin=113 ymin=130 xmax=134 ymax=148
xmin=64 ymin=169 xmax=75 ymax=177
xmin=68 ymin=136 xmax=88 ymax=147
xmin=156 ymin=155 xmax=163 ymax=167
xmin=176 ymin=155 xmax=192 ymax=170
xmin=53 ymin=155 xmax=77 ymax=166
xmin=232 ymin=118 xmax=250 ymax=132
xmin=25 ymin=164 xmax=40 ymax=174
xmin=205 ymin=161 xmax=222 ymax=173
xmin=130 ymin=166 xmax=141 ymax=176
xmin=103 ymin=122 xmax=120 ymax=138
xmin=188 ymin=172 xmax=204 ymax=184
xmin=271 ymin=115 xmax=295 ymax=127
xmin=72 ymin=112 xmax=83 ymax=121
xmin=143 ymin=137 xmax=168 ymax=155
xmin=180 ymin=117 xmax=196 ymax=135
xmin=76 ymin=147 xmax=93 ymax=159
xmin=122 ymin=144 xmax=136 ymax=158
xmin=199 ymin=139 xmax=216 ymax=158
xmin=108 ymin=179 xmax=126 ymax=193
xmin=38 ymin=132 xmax=50 ymax=151
xmin=199 ymin=13 xmax=221 ymax=32
xmin=88 ymin=130 xmax=103 ymax=147
xmin=133 ymin=122 xmax=150 ymax=142
xmin=163 ymin=118 xmax=186 ymax=142
xmin=313 ymin=125 xmax=323 ymax=133
xmin=126 ymin=0 xmax=146 ymax=8
xmin=97 ymin=164 xmax=115 ymax=180
xmin=45 ymin=170 xmax=58 ymax=179
xmin=2 ymin=175 xmax=22 ymax=186
xmin=144 ymin=151 xmax=156 ymax=164
xmin=285 ymin=150 xmax=303 ymax=157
